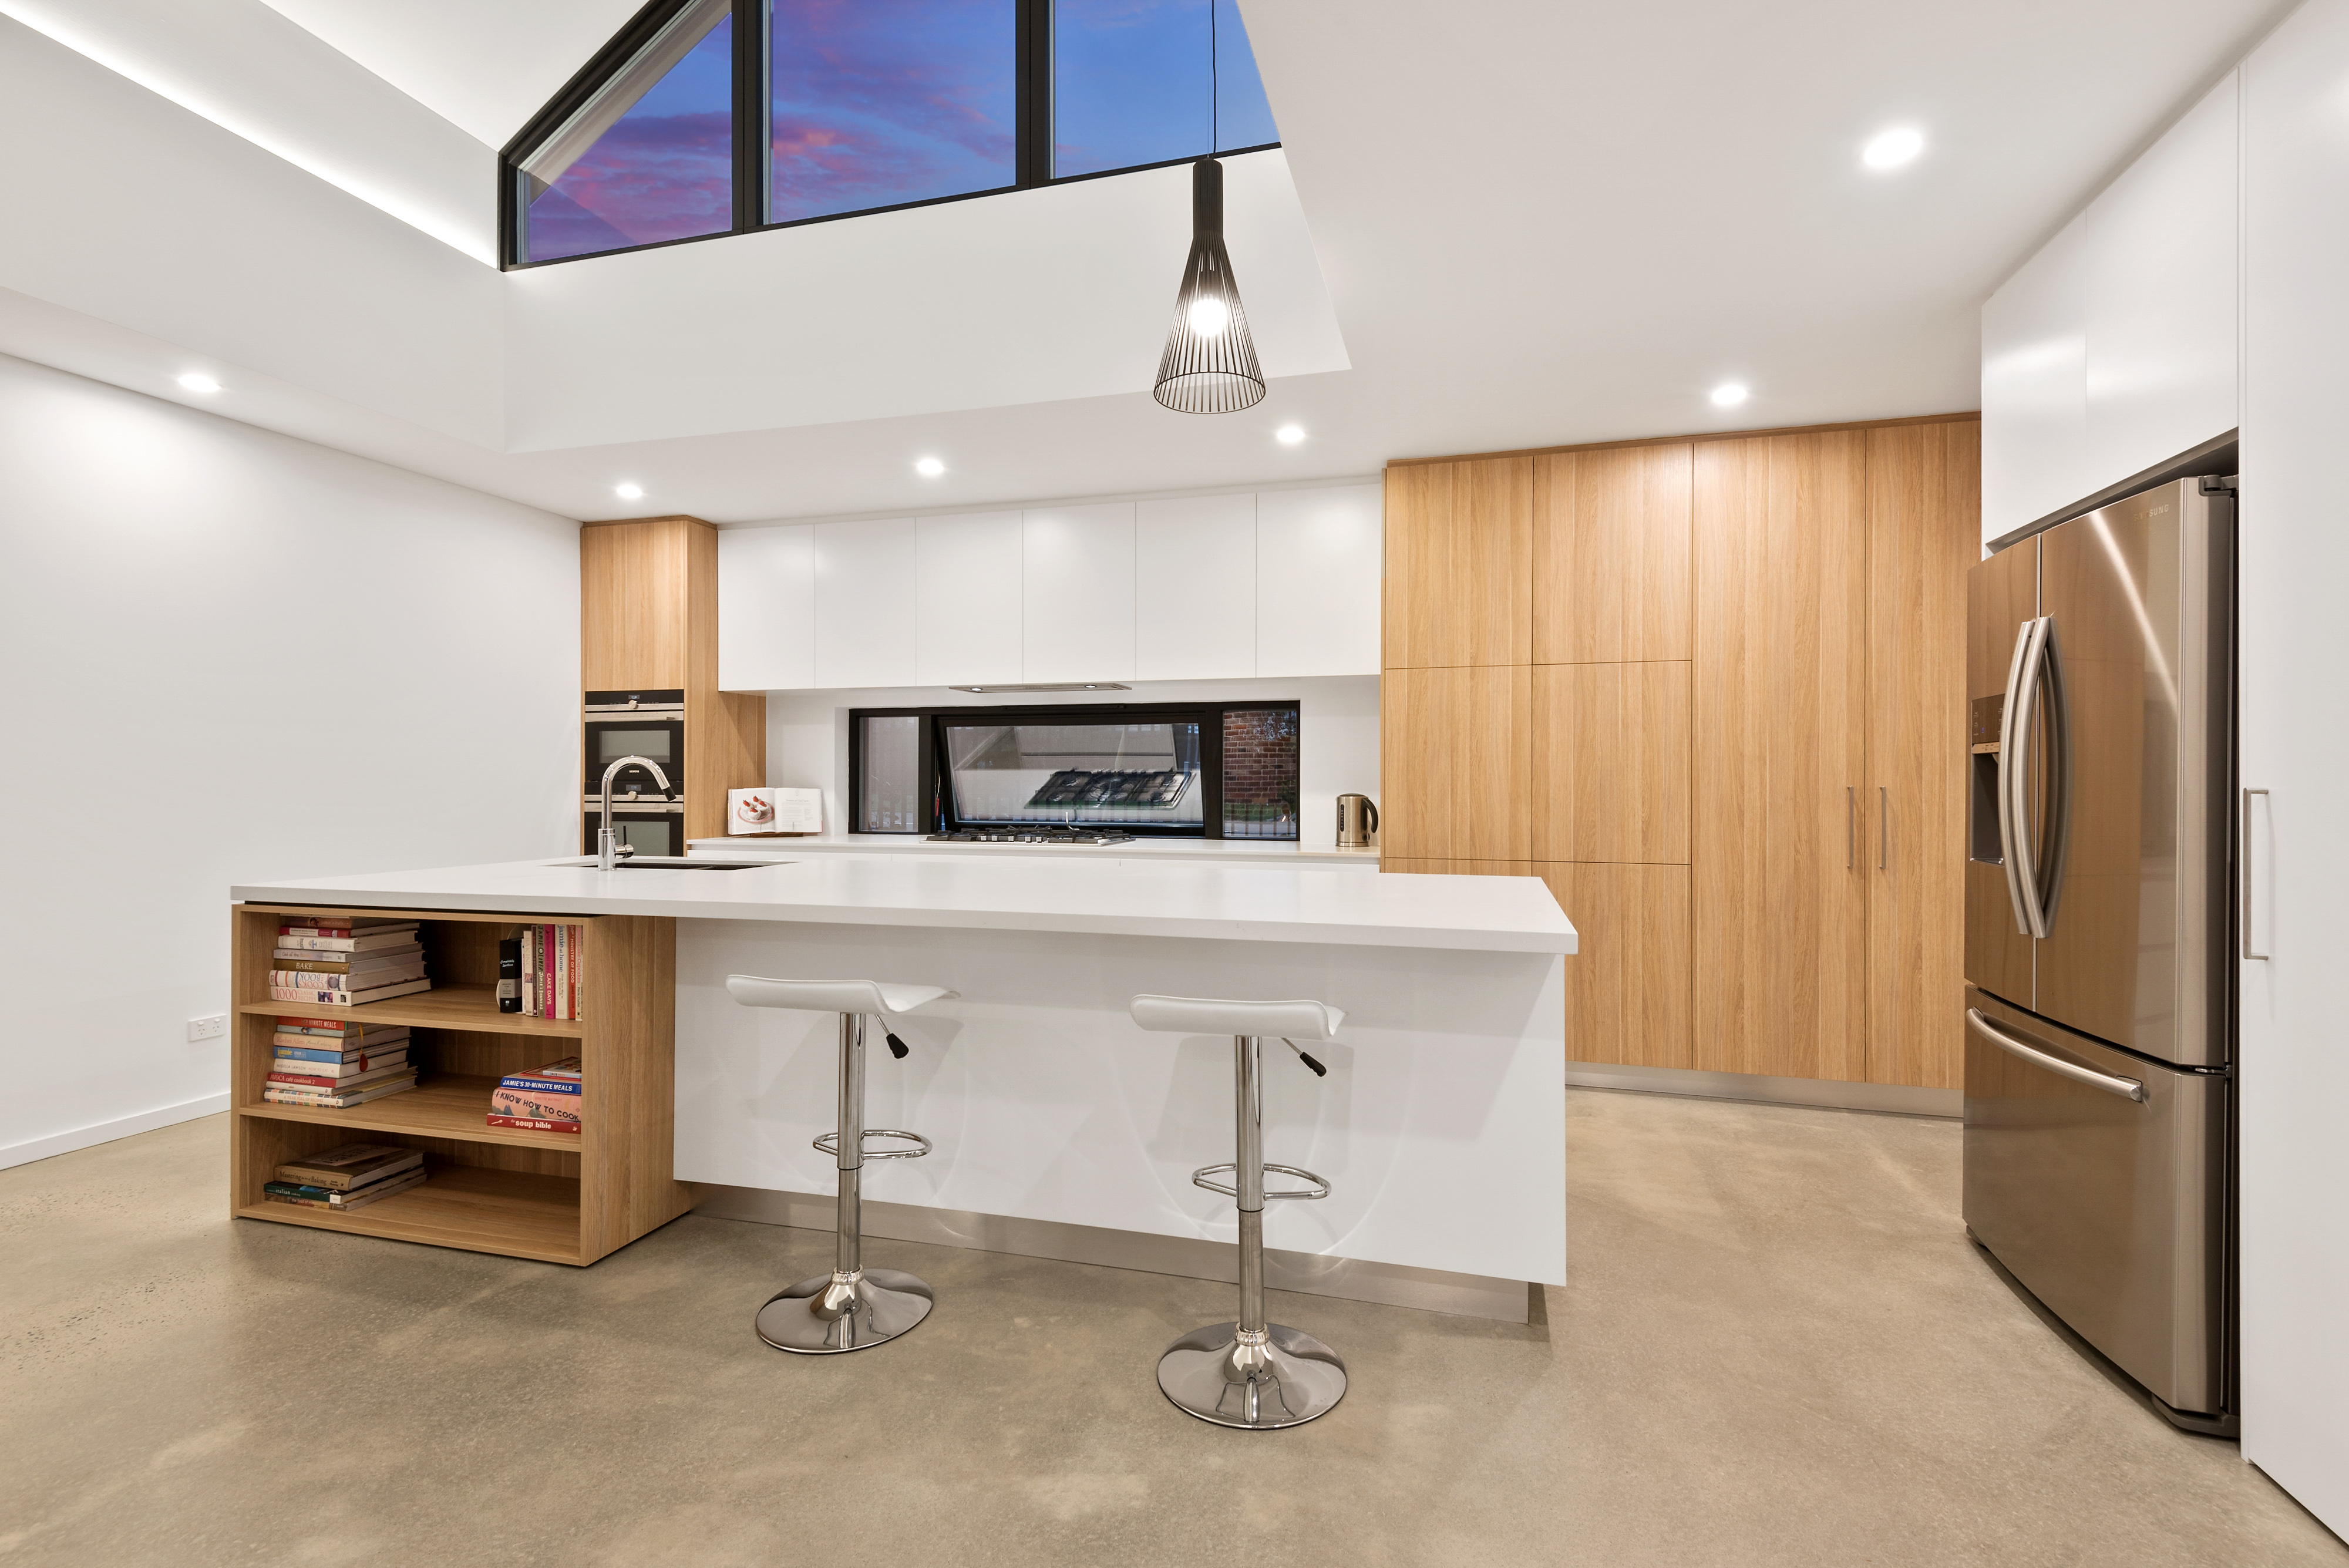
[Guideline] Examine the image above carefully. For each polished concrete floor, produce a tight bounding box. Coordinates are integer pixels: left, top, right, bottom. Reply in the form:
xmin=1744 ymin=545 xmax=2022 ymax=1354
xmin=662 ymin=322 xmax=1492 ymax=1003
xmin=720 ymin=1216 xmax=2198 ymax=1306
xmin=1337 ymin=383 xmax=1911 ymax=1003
xmin=2 ymin=1092 xmax=2341 ymax=1567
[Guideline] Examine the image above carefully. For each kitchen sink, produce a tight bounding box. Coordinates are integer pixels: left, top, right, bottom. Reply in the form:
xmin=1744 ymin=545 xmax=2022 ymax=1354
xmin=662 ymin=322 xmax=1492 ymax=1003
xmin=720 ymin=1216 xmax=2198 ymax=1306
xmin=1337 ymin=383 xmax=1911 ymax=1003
xmin=560 ymin=857 xmax=782 ymax=872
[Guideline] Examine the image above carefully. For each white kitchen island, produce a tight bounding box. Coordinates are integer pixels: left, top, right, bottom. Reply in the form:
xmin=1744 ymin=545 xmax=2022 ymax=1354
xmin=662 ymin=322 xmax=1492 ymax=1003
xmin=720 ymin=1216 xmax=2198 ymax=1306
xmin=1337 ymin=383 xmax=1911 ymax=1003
xmin=231 ymin=854 xmax=1574 ymax=1319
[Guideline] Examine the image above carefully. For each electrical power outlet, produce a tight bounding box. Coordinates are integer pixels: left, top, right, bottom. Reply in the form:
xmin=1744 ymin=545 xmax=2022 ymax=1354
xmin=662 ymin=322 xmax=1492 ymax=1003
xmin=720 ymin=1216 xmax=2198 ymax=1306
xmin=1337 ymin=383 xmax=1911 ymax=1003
xmin=187 ymin=1013 xmax=228 ymax=1043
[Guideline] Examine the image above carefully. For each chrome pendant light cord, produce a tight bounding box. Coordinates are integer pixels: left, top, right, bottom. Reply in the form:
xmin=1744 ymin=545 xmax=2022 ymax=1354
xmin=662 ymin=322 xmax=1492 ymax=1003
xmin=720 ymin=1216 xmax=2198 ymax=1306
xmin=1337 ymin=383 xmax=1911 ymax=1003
xmin=1153 ymin=156 xmax=1266 ymax=414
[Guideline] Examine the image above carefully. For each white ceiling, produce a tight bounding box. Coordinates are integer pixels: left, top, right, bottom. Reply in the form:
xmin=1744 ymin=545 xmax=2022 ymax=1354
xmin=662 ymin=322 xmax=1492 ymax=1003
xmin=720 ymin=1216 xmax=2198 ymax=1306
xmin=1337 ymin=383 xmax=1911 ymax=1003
xmin=254 ymin=0 xmax=644 ymax=149
xmin=0 ymin=0 xmax=2303 ymax=524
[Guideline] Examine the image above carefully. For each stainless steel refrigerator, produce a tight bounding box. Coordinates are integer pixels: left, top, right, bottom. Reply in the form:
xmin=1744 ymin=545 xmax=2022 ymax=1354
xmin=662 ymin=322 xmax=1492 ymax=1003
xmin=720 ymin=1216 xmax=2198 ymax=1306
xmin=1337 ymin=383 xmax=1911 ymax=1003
xmin=1963 ymin=475 xmax=2234 ymax=1432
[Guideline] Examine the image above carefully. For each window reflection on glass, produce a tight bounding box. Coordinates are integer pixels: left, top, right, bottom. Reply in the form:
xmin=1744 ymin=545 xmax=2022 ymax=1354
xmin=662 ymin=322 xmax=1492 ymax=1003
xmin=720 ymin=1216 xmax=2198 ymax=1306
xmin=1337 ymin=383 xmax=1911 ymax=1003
xmin=1053 ymin=0 xmax=1277 ymax=179
xmin=520 ymin=0 xmax=736 ymax=263
xmin=770 ymin=0 xmax=1017 ymax=224
xmin=944 ymin=721 xmax=1203 ymax=827
xmin=1221 ymin=707 xmax=1298 ymax=840
xmin=859 ymin=715 xmax=923 ymax=832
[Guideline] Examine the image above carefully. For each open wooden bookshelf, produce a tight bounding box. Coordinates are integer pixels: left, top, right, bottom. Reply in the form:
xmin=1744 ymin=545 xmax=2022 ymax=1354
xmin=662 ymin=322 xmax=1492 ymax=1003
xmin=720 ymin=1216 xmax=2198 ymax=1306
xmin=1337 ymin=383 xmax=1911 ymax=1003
xmin=230 ymin=902 xmax=693 ymax=1266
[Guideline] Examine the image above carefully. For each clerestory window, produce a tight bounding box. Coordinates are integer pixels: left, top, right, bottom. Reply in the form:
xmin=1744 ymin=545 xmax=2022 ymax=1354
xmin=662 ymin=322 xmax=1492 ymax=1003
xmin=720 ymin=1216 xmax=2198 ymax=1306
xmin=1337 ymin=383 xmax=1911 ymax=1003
xmin=503 ymin=0 xmax=1280 ymax=267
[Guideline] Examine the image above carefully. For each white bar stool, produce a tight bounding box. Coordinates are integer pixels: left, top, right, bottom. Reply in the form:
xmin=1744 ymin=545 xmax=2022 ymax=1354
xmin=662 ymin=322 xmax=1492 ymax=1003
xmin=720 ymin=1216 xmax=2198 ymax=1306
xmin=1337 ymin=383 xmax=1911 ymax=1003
xmin=1129 ymin=993 xmax=1349 ymax=1429
xmin=725 ymin=975 xmax=955 ymax=1354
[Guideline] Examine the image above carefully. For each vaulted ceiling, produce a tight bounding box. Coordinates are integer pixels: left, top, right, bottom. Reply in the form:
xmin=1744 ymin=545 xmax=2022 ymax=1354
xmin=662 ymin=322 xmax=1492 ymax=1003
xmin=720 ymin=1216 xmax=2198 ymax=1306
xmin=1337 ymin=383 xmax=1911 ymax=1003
xmin=0 ymin=0 xmax=2298 ymax=523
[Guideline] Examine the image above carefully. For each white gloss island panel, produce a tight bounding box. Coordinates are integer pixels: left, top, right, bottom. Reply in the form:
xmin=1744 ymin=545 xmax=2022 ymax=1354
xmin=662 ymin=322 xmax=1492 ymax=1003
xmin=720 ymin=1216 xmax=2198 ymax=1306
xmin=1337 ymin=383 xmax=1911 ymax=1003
xmin=673 ymin=918 xmax=1566 ymax=1286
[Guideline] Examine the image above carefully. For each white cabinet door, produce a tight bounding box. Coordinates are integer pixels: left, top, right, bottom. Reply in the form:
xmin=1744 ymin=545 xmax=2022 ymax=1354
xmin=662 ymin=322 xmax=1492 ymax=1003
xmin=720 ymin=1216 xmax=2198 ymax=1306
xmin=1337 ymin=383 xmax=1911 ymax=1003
xmin=2084 ymin=73 xmax=2239 ymax=494
xmin=813 ymin=517 xmax=917 ymax=689
xmin=1022 ymin=503 xmax=1136 ymax=682
xmin=1136 ymin=494 xmax=1254 ymax=680
xmin=716 ymin=523 xmax=814 ymax=690
xmin=1981 ymin=215 xmax=2091 ymax=544
xmin=2239 ymin=6 xmax=2349 ymax=1539
xmin=1256 ymin=483 xmax=1382 ymax=675
xmin=917 ymin=511 xmax=1022 ymax=685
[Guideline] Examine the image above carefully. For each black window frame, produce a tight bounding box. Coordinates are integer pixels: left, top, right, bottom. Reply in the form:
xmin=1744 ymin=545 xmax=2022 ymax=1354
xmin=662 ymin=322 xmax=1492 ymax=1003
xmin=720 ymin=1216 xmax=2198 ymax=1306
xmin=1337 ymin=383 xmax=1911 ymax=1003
xmin=850 ymin=699 xmax=1300 ymax=839
xmin=498 ymin=0 xmax=1281 ymax=270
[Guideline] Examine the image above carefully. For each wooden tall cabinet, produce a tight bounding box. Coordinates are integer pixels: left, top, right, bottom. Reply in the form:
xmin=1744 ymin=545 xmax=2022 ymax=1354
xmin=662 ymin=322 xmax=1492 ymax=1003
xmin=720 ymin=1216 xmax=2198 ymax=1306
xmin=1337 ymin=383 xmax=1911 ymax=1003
xmin=1383 ymin=415 xmax=1979 ymax=1091
xmin=580 ymin=516 xmax=766 ymax=843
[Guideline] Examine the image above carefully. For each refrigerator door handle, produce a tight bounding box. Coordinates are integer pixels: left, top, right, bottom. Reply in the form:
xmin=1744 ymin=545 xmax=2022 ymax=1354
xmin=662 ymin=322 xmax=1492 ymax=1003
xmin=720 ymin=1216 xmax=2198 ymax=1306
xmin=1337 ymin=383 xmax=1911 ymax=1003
xmin=2034 ymin=618 xmax=2073 ymax=928
xmin=1997 ymin=620 xmax=2040 ymax=935
xmin=1966 ymin=1008 xmax=2147 ymax=1102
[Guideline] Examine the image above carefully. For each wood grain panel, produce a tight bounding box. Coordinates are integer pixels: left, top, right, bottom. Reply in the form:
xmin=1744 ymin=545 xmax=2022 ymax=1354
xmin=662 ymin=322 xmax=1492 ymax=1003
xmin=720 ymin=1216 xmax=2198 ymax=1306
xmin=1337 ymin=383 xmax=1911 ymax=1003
xmin=579 ymin=914 xmax=691 ymax=1263
xmin=1536 ymin=863 xmax=1691 ymax=1068
xmin=1378 ymin=665 xmax=1532 ymax=861
xmin=1383 ymin=457 xmax=1533 ymax=668
xmin=1866 ymin=420 xmax=1979 ymax=1090
xmin=1379 ymin=859 xmax=1535 ymax=877
xmin=1531 ymin=662 xmax=1690 ymax=863
xmin=1691 ymin=432 xmax=1872 ymax=1082
xmin=581 ymin=517 xmax=692 ymax=689
xmin=1533 ymin=443 xmax=1694 ymax=662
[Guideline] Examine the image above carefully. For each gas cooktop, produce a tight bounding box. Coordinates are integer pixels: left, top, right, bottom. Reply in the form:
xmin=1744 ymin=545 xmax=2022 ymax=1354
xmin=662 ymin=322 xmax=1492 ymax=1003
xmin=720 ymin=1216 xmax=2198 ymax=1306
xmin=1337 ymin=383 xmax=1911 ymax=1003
xmin=927 ymin=827 xmax=1138 ymax=846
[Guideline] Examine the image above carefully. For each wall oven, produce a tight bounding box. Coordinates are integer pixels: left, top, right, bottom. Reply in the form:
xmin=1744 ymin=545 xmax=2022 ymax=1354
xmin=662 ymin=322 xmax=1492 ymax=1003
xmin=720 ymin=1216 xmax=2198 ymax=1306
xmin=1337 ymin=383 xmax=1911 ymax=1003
xmin=584 ymin=689 xmax=685 ymax=802
xmin=584 ymin=689 xmax=684 ymax=856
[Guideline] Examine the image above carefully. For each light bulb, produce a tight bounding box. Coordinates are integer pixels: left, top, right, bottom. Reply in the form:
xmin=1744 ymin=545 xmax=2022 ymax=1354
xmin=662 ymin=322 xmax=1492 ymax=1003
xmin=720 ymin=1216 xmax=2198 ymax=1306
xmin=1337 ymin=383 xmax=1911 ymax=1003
xmin=1186 ymin=295 xmax=1230 ymax=338
xmin=177 ymin=373 xmax=221 ymax=393
xmin=1710 ymin=383 xmax=1749 ymax=408
xmin=915 ymin=457 xmax=945 ymax=477
xmin=614 ymin=483 xmax=644 ymax=500
xmin=1276 ymin=425 xmax=1306 ymax=445
xmin=1863 ymin=127 xmax=1924 ymax=170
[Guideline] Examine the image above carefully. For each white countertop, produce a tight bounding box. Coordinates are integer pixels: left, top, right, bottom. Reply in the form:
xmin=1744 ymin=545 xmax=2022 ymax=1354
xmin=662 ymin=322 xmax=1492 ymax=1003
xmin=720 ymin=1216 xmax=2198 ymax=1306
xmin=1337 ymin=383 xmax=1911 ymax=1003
xmin=686 ymin=833 xmax=1383 ymax=867
xmin=233 ymin=854 xmax=1574 ymax=954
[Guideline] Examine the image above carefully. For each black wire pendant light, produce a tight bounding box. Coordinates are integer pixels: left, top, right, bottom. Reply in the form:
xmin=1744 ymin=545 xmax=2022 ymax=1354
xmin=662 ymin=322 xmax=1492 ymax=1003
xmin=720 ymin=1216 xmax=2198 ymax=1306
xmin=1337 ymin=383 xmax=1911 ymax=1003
xmin=1153 ymin=157 xmax=1266 ymax=414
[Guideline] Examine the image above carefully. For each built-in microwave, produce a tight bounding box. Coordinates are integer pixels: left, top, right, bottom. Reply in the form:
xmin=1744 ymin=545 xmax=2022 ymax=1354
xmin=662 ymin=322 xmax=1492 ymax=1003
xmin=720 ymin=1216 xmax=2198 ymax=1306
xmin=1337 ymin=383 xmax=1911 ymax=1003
xmin=584 ymin=689 xmax=684 ymax=802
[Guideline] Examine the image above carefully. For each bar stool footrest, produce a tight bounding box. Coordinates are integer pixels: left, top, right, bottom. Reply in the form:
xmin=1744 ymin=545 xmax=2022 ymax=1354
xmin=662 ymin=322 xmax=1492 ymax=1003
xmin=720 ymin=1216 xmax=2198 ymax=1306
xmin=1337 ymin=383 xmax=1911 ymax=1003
xmin=813 ymin=1129 xmax=933 ymax=1160
xmin=1191 ymin=1162 xmax=1330 ymax=1200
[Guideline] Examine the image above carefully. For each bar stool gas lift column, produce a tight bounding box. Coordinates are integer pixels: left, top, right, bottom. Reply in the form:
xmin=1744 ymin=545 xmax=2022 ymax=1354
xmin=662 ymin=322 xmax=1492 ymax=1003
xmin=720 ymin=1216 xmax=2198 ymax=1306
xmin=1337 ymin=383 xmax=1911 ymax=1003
xmin=1130 ymin=994 xmax=1349 ymax=1429
xmin=725 ymin=976 xmax=953 ymax=1354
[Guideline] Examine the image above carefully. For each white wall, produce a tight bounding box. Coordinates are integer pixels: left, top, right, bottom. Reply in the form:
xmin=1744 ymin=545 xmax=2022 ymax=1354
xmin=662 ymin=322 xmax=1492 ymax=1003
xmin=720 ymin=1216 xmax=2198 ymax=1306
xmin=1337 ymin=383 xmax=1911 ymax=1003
xmin=2239 ymin=0 xmax=2349 ymax=1535
xmin=1980 ymin=73 xmax=2241 ymax=542
xmin=763 ymin=675 xmax=1380 ymax=852
xmin=0 ymin=352 xmax=579 ymax=1168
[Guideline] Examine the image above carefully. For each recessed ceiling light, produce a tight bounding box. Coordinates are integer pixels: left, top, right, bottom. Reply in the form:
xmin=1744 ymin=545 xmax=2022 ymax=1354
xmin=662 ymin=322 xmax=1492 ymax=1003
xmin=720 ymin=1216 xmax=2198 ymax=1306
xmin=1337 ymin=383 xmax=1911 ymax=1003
xmin=1862 ymin=127 xmax=1925 ymax=170
xmin=1710 ymin=383 xmax=1749 ymax=408
xmin=614 ymin=482 xmax=644 ymax=500
xmin=915 ymin=457 xmax=946 ymax=477
xmin=1276 ymin=424 xmax=1306 ymax=445
xmin=177 ymin=372 xmax=221 ymax=393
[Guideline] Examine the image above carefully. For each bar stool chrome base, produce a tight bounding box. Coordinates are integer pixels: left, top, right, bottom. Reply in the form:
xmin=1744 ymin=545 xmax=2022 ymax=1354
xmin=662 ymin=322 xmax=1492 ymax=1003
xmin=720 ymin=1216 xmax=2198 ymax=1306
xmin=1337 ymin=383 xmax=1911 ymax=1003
xmin=1157 ymin=1320 xmax=1348 ymax=1429
xmin=756 ymin=1267 xmax=934 ymax=1355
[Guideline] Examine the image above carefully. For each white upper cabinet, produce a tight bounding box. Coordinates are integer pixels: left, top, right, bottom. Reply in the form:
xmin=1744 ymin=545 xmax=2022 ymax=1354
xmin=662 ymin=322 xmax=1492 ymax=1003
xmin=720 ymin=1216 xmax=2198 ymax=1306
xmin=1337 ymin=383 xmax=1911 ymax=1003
xmin=1022 ymin=503 xmax=1136 ymax=682
xmin=916 ymin=511 xmax=1022 ymax=685
xmin=813 ymin=517 xmax=918 ymax=688
xmin=1981 ymin=73 xmax=2240 ymax=544
xmin=716 ymin=523 xmax=813 ymax=690
xmin=718 ymin=483 xmax=1382 ymax=690
xmin=1136 ymin=495 xmax=1256 ymax=681
xmin=1256 ymin=484 xmax=1382 ymax=677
